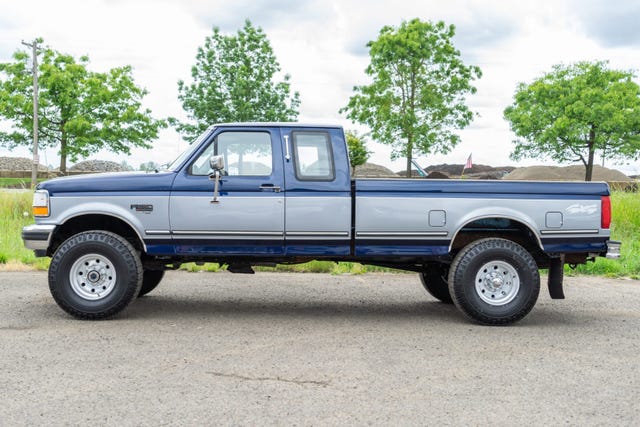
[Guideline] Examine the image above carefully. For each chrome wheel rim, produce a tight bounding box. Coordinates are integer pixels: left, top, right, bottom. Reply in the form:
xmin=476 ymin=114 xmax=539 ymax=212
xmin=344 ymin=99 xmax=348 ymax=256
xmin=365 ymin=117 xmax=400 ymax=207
xmin=69 ymin=253 xmax=117 ymax=300
xmin=475 ymin=260 xmax=520 ymax=306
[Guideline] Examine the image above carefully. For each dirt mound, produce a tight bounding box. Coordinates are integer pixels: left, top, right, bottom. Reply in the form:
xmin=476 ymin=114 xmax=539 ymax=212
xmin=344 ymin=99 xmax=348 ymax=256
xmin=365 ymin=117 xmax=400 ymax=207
xmin=70 ymin=160 xmax=133 ymax=172
xmin=0 ymin=157 xmax=48 ymax=171
xmin=353 ymin=163 xmax=397 ymax=178
xmin=419 ymin=164 xmax=515 ymax=179
xmin=504 ymin=165 xmax=632 ymax=182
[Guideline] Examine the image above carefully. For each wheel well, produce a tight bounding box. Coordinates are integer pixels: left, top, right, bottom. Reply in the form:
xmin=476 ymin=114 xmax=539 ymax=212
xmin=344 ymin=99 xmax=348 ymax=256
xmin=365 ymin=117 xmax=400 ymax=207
xmin=48 ymin=214 xmax=144 ymax=256
xmin=450 ymin=217 xmax=545 ymax=264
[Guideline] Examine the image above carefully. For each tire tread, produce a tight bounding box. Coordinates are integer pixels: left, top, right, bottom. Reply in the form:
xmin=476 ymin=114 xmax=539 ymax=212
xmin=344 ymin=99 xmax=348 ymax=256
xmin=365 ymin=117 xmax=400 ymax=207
xmin=48 ymin=230 xmax=142 ymax=319
xmin=448 ymin=238 xmax=540 ymax=326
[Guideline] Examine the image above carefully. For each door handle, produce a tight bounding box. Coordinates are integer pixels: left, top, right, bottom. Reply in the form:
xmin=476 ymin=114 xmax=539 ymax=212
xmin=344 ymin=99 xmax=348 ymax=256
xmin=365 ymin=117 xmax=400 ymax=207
xmin=259 ymin=184 xmax=281 ymax=192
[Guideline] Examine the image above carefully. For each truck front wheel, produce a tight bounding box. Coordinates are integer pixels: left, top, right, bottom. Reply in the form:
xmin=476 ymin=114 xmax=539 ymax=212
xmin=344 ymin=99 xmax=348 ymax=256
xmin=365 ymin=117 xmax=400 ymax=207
xmin=48 ymin=231 xmax=143 ymax=319
xmin=448 ymin=238 xmax=540 ymax=325
xmin=419 ymin=264 xmax=453 ymax=304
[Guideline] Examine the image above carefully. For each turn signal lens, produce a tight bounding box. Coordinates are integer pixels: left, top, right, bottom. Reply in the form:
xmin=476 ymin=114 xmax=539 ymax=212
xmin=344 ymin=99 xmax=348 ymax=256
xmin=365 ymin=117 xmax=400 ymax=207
xmin=32 ymin=190 xmax=50 ymax=217
xmin=33 ymin=206 xmax=49 ymax=216
xmin=601 ymin=196 xmax=611 ymax=229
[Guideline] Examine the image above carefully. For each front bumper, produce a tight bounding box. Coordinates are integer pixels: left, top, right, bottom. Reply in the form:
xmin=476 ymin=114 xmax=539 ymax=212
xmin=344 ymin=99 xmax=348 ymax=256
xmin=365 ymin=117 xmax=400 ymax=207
xmin=605 ymin=240 xmax=622 ymax=259
xmin=22 ymin=224 xmax=56 ymax=252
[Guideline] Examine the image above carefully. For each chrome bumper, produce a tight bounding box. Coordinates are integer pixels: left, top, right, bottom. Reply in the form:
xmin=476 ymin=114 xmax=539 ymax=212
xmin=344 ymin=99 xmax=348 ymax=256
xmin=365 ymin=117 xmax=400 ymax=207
xmin=22 ymin=224 xmax=56 ymax=252
xmin=605 ymin=240 xmax=621 ymax=259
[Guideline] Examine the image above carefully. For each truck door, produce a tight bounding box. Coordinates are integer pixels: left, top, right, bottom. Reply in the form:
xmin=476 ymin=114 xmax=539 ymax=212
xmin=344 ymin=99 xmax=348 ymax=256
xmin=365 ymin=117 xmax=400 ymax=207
xmin=169 ymin=127 xmax=285 ymax=255
xmin=281 ymin=127 xmax=351 ymax=256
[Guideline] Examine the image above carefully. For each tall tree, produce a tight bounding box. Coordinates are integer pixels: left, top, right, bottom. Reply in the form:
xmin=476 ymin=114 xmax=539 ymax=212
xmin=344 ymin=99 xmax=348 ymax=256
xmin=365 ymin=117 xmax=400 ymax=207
xmin=0 ymin=44 xmax=166 ymax=173
xmin=345 ymin=130 xmax=371 ymax=175
xmin=504 ymin=61 xmax=640 ymax=181
xmin=340 ymin=18 xmax=481 ymax=177
xmin=173 ymin=20 xmax=300 ymax=141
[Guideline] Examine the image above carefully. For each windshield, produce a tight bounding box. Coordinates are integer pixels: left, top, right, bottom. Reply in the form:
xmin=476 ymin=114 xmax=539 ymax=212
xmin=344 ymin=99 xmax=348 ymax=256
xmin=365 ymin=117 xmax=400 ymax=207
xmin=166 ymin=127 xmax=214 ymax=172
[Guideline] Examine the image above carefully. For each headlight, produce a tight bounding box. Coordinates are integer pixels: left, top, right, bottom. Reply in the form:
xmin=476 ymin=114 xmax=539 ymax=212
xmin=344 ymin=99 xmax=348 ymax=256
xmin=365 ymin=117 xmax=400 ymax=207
xmin=32 ymin=189 xmax=50 ymax=217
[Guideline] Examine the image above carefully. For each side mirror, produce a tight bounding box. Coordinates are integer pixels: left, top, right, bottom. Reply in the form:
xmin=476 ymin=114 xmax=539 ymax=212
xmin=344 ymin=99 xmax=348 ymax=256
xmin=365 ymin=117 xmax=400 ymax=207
xmin=209 ymin=155 xmax=225 ymax=172
xmin=208 ymin=155 xmax=225 ymax=204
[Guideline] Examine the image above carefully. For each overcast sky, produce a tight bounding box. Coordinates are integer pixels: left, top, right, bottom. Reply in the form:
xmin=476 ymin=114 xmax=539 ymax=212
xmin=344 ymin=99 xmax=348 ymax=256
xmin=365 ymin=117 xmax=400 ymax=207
xmin=1 ymin=0 xmax=640 ymax=173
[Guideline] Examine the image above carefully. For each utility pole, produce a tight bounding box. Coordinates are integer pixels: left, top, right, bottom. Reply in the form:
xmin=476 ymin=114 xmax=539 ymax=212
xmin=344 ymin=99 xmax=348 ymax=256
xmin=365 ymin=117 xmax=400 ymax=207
xmin=21 ymin=39 xmax=40 ymax=188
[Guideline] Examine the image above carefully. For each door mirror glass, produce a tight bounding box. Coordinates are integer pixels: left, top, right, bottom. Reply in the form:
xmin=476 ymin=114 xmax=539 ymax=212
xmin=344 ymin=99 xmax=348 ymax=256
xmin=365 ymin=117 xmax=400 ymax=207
xmin=209 ymin=155 xmax=225 ymax=171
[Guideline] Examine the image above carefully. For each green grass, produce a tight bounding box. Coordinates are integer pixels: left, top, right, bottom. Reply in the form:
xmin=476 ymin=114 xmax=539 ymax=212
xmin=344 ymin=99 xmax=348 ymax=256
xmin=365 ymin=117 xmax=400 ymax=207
xmin=0 ymin=191 xmax=50 ymax=270
xmin=0 ymin=178 xmax=46 ymax=188
xmin=1 ymin=190 xmax=638 ymax=277
xmin=177 ymin=261 xmax=397 ymax=274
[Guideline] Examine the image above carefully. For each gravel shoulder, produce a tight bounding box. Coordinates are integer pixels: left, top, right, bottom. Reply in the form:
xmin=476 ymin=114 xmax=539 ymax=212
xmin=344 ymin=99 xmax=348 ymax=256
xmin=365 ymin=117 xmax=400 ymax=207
xmin=1 ymin=271 xmax=638 ymax=425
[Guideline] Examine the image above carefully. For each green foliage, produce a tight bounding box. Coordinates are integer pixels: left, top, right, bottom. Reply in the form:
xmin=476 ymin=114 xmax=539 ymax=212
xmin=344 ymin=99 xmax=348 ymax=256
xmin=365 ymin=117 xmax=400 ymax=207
xmin=504 ymin=61 xmax=640 ymax=181
xmin=179 ymin=263 xmax=222 ymax=272
xmin=0 ymin=42 xmax=166 ymax=173
xmin=172 ymin=20 xmax=301 ymax=141
xmin=139 ymin=161 xmax=160 ymax=172
xmin=341 ymin=18 xmax=481 ymax=177
xmin=119 ymin=161 xmax=134 ymax=171
xmin=0 ymin=253 xmax=7 ymax=264
xmin=345 ymin=130 xmax=371 ymax=174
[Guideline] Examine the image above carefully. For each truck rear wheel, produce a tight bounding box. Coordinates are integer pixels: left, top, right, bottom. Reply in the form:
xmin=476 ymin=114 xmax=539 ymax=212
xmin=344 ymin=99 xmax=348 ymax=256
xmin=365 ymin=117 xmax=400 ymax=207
xmin=48 ymin=231 xmax=143 ymax=319
xmin=138 ymin=270 xmax=165 ymax=297
xmin=419 ymin=264 xmax=453 ymax=304
xmin=448 ymin=238 xmax=540 ymax=325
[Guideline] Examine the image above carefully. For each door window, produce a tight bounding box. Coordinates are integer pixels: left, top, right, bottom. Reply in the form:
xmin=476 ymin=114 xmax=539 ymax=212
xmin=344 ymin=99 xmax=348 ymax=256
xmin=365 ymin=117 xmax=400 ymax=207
xmin=190 ymin=131 xmax=273 ymax=176
xmin=292 ymin=131 xmax=335 ymax=181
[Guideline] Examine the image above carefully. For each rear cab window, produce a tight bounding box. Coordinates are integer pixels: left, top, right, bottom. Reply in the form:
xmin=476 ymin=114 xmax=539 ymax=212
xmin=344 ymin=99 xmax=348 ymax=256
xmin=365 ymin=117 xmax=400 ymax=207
xmin=291 ymin=131 xmax=335 ymax=181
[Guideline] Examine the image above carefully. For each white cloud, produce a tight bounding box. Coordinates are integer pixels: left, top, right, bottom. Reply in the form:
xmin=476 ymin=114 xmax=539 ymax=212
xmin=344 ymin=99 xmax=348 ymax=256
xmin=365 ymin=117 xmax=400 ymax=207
xmin=1 ymin=0 xmax=639 ymax=175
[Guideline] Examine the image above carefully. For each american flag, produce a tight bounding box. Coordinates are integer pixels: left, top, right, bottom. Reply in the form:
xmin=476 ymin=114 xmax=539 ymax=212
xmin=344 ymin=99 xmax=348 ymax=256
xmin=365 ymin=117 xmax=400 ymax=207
xmin=464 ymin=154 xmax=473 ymax=170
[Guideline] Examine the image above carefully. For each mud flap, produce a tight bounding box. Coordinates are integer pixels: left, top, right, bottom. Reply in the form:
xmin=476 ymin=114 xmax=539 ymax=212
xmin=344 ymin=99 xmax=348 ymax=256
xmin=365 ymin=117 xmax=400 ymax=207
xmin=548 ymin=256 xmax=565 ymax=299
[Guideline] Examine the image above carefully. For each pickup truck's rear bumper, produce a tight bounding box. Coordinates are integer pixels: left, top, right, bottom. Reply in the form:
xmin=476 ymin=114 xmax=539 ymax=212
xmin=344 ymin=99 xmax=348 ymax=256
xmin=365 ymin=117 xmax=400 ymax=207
xmin=606 ymin=240 xmax=622 ymax=259
xmin=22 ymin=224 xmax=55 ymax=254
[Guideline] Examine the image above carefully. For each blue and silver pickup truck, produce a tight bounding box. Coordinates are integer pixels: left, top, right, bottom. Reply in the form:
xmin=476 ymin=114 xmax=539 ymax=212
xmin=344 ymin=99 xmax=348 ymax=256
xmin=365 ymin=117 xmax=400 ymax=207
xmin=22 ymin=123 xmax=620 ymax=325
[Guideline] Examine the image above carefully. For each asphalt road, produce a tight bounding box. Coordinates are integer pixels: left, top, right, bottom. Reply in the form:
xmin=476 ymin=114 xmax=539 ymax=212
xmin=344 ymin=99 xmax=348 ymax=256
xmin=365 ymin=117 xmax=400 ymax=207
xmin=1 ymin=271 xmax=639 ymax=426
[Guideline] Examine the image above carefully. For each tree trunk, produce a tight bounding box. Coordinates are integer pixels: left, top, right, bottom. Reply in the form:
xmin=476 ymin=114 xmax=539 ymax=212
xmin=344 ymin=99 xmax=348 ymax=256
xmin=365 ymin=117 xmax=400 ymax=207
xmin=60 ymin=134 xmax=67 ymax=175
xmin=405 ymin=136 xmax=413 ymax=178
xmin=585 ymin=125 xmax=596 ymax=181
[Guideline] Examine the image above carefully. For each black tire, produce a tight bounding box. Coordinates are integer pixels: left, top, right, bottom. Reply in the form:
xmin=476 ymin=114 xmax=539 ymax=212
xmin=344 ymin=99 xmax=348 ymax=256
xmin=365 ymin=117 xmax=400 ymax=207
xmin=419 ymin=264 xmax=453 ymax=304
xmin=48 ymin=230 xmax=143 ymax=319
xmin=448 ymin=238 xmax=540 ymax=326
xmin=138 ymin=270 xmax=165 ymax=297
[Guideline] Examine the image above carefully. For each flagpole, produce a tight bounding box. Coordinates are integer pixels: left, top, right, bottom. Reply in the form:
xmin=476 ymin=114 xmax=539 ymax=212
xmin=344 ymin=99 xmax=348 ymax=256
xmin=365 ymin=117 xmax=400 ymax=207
xmin=460 ymin=153 xmax=472 ymax=179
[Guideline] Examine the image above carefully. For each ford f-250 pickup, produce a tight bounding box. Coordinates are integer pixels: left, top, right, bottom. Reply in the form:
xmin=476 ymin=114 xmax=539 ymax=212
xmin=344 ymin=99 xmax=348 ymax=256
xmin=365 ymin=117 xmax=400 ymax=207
xmin=22 ymin=123 xmax=621 ymax=325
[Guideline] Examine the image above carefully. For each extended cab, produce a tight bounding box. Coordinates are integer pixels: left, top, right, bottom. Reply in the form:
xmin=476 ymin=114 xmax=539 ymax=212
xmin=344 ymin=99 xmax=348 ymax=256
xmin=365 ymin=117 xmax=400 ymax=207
xmin=22 ymin=123 xmax=621 ymax=325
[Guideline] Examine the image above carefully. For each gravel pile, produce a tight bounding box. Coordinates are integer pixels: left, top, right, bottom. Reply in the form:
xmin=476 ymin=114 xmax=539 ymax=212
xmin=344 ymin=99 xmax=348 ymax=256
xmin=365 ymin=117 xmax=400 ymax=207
xmin=353 ymin=163 xmax=397 ymax=178
xmin=69 ymin=160 xmax=133 ymax=172
xmin=393 ymin=164 xmax=515 ymax=179
xmin=424 ymin=163 xmax=515 ymax=176
xmin=504 ymin=165 xmax=632 ymax=181
xmin=0 ymin=157 xmax=48 ymax=171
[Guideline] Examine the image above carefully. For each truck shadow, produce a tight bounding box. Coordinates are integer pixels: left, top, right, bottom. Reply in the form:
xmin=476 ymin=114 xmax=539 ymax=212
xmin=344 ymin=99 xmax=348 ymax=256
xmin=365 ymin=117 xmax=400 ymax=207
xmin=129 ymin=295 xmax=467 ymax=324
xmin=124 ymin=293 xmax=594 ymax=327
